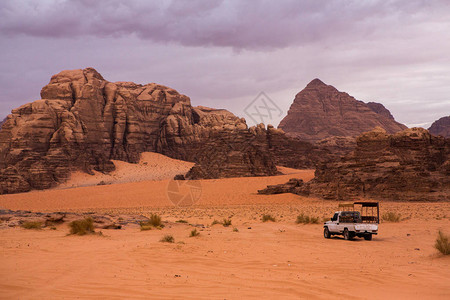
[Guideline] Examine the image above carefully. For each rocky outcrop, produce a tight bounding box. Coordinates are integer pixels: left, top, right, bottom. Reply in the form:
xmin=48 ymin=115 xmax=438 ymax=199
xmin=258 ymin=178 xmax=308 ymax=195
xmin=278 ymin=79 xmax=407 ymax=143
xmin=0 ymin=209 xmax=152 ymax=229
xmin=0 ymin=68 xmax=327 ymax=194
xmin=185 ymin=124 xmax=335 ymax=179
xmin=429 ymin=116 xmax=450 ymax=138
xmin=0 ymin=117 xmax=5 ymax=128
xmin=260 ymin=127 xmax=450 ymax=201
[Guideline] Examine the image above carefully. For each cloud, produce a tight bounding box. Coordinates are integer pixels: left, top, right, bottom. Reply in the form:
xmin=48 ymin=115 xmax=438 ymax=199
xmin=0 ymin=0 xmax=449 ymax=128
xmin=1 ymin=0 xmax=448 ymax=50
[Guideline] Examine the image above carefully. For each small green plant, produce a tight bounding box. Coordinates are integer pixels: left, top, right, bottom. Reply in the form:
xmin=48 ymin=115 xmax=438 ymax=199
xmin=140 ymin=214 xmax=164 ymax=230
xmin=435 ymin=231 xmax=450 ymax=255
xmin=222 ymin=219 xmax=232 ymax=227
xmin=176 ymin=220 xmax=188 ymax=223
xmin=382 ymin=212 xmax=401 ymax=222
xmin=160 ymin=234 xmax=175 ymax=243
xmin=190 ymin=228 xmax=200 ymax=237
xmin=296 ymin=214 xmax=319 ymax=224
xmin=69 ymin=218 xmax=95 ymax=235
xmin=21 ymin=221 xmax=43 ymax=229
xmin=233 ymin=227 xmax=239 ymax=232
xmin=262 ymin=214 xmax=276 ymax=222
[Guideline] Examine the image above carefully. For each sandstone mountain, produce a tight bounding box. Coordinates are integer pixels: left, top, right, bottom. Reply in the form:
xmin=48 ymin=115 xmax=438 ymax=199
xmin=278 ymin=79 xmax=407 ymax=143
xmin=429 ymin=116 xmax=450 ymax=138
xmin=259 ymin=127 xmax=450 ymax=201
xmin=0 ymin=68 xmax=328 ymax=194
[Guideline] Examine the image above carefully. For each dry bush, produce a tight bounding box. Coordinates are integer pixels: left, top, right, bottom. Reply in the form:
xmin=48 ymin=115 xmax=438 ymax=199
xmin=176 ymin=220 xmax=188 ymax=223
xmin=262 ymin=214 xmax=276 ymax=222
xmin=382 ymin=212 xmax=401 ymax=222
xmin=211 ymin=220 xmax=221 ymax=226
xmin=69 ymin=218 xmax=95 ymax=235
xmin=435 ymin=231 xmax=450 ymax=255
xmin=233 ymin=227 xmax=239 ymax=232
xmin=190 ymin=229 xmax=200 ymax=237
xmin=296 ymin=214 xmax=319 ymax=224
xmin=222 ymin=219 xmax=232 ymax=227
xmin=160 ymin=234 xmax=175 ymax=243
xmin=140 ymin=214 xmax=164 ymax=230
xmin=22 ymin=221 xmax=43 ymax=229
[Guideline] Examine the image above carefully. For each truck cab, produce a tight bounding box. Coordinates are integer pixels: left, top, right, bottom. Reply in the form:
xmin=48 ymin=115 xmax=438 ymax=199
xmin=324 ymin=202 xmax=379 ymax=241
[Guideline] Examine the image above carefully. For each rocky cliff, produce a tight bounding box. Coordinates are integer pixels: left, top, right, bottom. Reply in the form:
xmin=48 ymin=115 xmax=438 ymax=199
xmin=278 ymin=79 xmax=407 ymax=143
xmin=0 ymin=68 xmax=326 ymax=194
xmin=429 ymin=116 xmax=450 ymax=138
xmin=259 ymin=127 xmax=450 ymax=201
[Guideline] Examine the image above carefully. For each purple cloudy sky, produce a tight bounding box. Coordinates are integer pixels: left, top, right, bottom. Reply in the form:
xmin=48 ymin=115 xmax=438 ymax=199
xmin=0 ymin=0 xmax=449 ymax=127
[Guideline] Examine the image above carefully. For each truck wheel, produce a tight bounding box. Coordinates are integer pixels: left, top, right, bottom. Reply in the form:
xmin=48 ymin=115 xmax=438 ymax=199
xmin=324 ymin=227 xmax=331 ymax=239
xmin=343 ymin=229 xmax=352 ymax=240
xmin=364 ymin=234 xmax=372 ymax=241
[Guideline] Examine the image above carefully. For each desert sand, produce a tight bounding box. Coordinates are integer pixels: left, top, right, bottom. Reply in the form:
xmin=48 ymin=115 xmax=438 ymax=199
xmin=57 ymin=152 xmax=195 ymax=189
xmin=0 ymin=165 xmax=449 ymax=299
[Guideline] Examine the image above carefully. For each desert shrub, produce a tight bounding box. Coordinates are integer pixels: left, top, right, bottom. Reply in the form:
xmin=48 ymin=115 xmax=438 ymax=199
xmin=140 ymin=214 xmax=164 ymax=230
xmin=148 ymin=214 xmax=162 ymax=227
xmin=69 ymin=218 xmax=95 ymax=235
xmin=190 ymin=229 xmax=200 ymax=237
xmin=233 ymin=227 xmax=239 ymax=232
xmin=160 ymin=234 xmax=175 ymax=243
xmin=22 ymin=221 xmax=43 ymax=229
xmin=435 ymin=231 xmax=450 ymax=255
xmin=140 ymin=224 xmax=153 ymax=231
xmin=296 ymin=214 xmax=319 ymax=224
xmin=262 ymin=214 xmax=276 ymax=222
xmin=382 ymin=212 xmax=401 ymax=222
xmin=176 ymin=220 xmax=188 ymax=223
xmin=222 ymin=219 xmax=232 ymax=227
xmin=211 ymin=220 xmax=221 ymax=226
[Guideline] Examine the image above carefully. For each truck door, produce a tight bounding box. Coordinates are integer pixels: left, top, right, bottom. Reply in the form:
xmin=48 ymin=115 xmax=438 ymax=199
xmin=336 ymin=214 xmax=346 ymax=233
xmin=328 ymin=213 xmax=339 ymax=232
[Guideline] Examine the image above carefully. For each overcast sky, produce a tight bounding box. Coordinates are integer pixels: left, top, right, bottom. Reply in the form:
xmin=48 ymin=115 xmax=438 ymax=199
xmin=1 ymin=0 xmax=449 ymax=128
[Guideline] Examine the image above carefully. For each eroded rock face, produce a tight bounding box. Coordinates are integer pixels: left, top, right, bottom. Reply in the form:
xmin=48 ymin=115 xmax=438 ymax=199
xmin=429 ymin=116 xmax=450 ymax=138
xmin=261 ymin=127 xmax=450 ymax=201
xmin=0 ymin=68 xmax=326 ymax=194
xmin=278 ymin=79 xmax=407 ymax=143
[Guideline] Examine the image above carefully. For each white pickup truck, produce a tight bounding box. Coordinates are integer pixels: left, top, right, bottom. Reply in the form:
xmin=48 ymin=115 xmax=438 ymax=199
xmin=323 ymin=202 xmax=379 ymax=241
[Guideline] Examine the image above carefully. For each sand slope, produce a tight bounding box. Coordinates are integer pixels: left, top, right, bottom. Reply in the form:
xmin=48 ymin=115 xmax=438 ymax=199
xmin=57 ymin=152 xmax=195 ymax=189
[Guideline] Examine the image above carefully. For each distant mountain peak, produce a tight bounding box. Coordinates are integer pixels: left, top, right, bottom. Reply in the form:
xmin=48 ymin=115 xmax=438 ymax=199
xmin=428 ymin=116 xmax=450 ymax=138
xmin=306 ymin=78 xmax=327 ymax=88
xmin=278 ymin=81 xmax=407 ymax=143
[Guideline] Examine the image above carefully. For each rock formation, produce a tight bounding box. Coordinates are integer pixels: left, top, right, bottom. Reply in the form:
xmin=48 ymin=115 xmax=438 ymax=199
xmin=429 ymin=116 xmax=450 ymax=138
xmin=259 ymin=127 xmax=450 ymax=201
xmin=0 ymin=68 xmax=327 ymax=194
xmin=184 ymin=124 xmax=332 ymax=180
xmin=0 ymin=117 xmax=5 ymax=128
xmin=278 ymin=79 xmax=407 ymax=143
